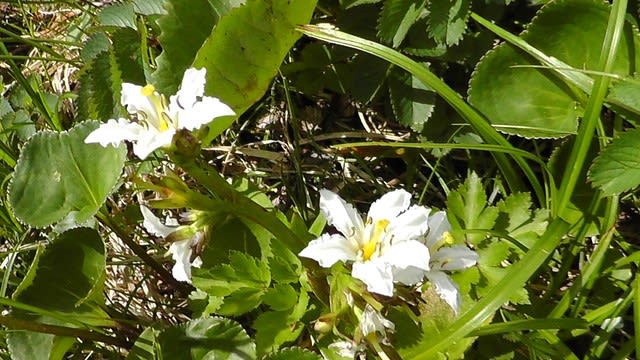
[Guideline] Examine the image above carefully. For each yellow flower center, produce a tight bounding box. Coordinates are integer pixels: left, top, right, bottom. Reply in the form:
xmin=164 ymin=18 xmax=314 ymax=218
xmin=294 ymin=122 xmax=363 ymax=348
xmin=362 ymin=219 xmax=390 ymax=261
xmin=140 ymin=85 xmax=172 ymax=131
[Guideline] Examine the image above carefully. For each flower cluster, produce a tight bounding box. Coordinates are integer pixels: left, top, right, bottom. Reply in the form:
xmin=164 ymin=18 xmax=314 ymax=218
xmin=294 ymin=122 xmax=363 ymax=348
xmin=299 ymin=189 xmax=477 ymax=312
xmin=85 ymin=68 xmax=234 ymax=159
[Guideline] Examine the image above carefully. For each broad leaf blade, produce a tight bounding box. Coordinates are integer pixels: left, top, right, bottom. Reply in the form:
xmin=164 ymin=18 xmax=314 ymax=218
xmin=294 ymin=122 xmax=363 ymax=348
xmin=193 ymin=0 xmax=317 ymax=136
xmin=152 ymin=0 xmax=217 ymax=96
xmin=589 ymin=128 xmax=640 ymax=195
xmin=158 ymin=316 xmax=256 ymax=360
xmin=388 ymin=66 xmax=436 ymax=131
xmin=9 ymin=121 xmax=126 ymax=228
xmin=8 ymin=228 xmax=108 ymax=360
xmin=377 ymin=0 xmax=426 ymax=48
xmin=427 ymin=0 xmax=470 ymax=46
xmin=468 ymin=0 xmax=640 ymax=138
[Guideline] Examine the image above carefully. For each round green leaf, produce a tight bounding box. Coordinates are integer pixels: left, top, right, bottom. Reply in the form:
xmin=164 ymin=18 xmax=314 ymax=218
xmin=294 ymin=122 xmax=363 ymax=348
xmin=468 ymin=0 xmax=640 ymax=138
xmin=157 ymin=316 xmax=256 ymax=360
xmin=9 ymin=121 xmax=126 ymax=228
xmin=15 ymin=227 xmax=106 ymax=311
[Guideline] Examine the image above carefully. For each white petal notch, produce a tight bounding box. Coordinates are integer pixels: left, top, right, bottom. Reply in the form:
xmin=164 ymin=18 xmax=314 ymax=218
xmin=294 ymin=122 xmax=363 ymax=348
xmin=140 ymin=205 xmax=203 ymax=283
xmin=85 ymin=68 xmax=235 ymax=159
xmin=299 ymin=189 xmax=432 ymax=297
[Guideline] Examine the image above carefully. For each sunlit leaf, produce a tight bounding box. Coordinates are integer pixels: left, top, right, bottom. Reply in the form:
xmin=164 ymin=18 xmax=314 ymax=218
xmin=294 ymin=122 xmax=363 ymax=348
xmin=589 ymin=128 xmax=640 ymax=195
xmin=192 ymin=251 xmax=270 ymax=316
xmin=192 ymin=0 xmax=317 ymax=136
xmin=469 ymin=0 xmax=640 ymax=138
xmin=158 ymin=317 xmax=256 ymax=359
xmin=8 ymin=121 xmax=126 ymax=228
xmin=152 ymin=0 xmax=217 ymax=96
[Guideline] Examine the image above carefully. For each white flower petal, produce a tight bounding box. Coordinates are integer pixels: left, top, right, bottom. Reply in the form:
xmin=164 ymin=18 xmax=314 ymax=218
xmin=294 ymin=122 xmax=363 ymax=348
xmin=387 ymin=205 xmax=431 ymax=242
xmin=177 ymin=96 xmax=235 ymax=130
xmin=298 ymin=233 xmax=356 ymax=268
xmin=384 ymin=240 xmax=430 ymax=271
xmin=169 ymin=239 xmax=194 ymax=283
xmin=140 ymin=205 xmax=177 ymax=238
xmin=328 ymin=341 xmax=359 ymax=359
xmin=172 ymin=67 xmax=206 ymax=109
xmin=367 ymin=189 xmax=411 ymax=222
xmin=319 ymin=189 xmax=364 ymax=240
xmin=352 ymin=259 xmax=394 ymax=297
xmin=121 ymin=83 xmax=160 ymax=120
xmin=431 ymin=246 xmax=478 ymax=271
xmin=131 ymin=127 xmax=176 ymax=159
xmin=426 ymin=270 xmax=461 ymax=313
xmin=360 ymin=304 xmax=395 ymax=337
xmin=425 ymin=211 xmax=451 ymax=248
xmin=84 ymin=118 xmax=144 ymax=147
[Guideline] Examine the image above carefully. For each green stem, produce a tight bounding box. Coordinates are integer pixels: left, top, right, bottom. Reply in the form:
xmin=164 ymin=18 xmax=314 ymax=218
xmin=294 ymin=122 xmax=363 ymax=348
xmin=555 ymin=0 xmax=626 ymax=216
xmin=174 ymin=157 xmax=305 ymax=252
xmin=0 ymin=316 xmax=131 ymax=348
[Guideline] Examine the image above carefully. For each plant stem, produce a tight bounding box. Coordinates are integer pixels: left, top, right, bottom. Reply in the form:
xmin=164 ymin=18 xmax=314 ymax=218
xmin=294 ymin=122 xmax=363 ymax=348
xmin=0 ymin=316 xmax=131 ymax=348
xmin=174 ymin=157 xmax=305 ymax=252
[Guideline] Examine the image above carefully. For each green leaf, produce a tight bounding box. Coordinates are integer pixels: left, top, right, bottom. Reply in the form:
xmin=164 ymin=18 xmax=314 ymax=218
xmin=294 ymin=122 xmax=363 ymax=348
xmin=447 ymin=172 xmax=498 ymax=245
xmin=132 ymin=0 xmax=167 ymax=15
xmin=9 ymin=121 xmax=126 ymax=228
xmin=8 ymin=228 xmax=108 ymax=360
xmin=388 ymin=65 xmax=436 ymax=131
xmin=262 ymin=284 xmax=298 ymax=311
xmin=607 ymin=77 xmax=640 ymax=115
xmin=15 ymin=228 xmax=106 ymax=311
xmin=157 ymin=316 xmax=256 ymax=360
xmin=152 ymin=0 xmax=217 ymax=96
xmin=7 ymin=332 xmax=55 ymax=360
xmin=468 ymin=0 xmax=640 ymax=138
xmin=192 ymin=0 xmax=317 ymax=135
xmin=98 ymin=3 xmax=137 ymax=29
xmin=126 ymin=327 xmax=159 ymax=360
xmin=254 ymin=311 xmax=304 ymax=356
xmin=111 ymin=28 xmax=146 ymax=85
xmin=263 ymin=347 xmax=322 ymax=360
xmin=589 ymin=128 xmax=640 ymax=195
xmin=268 ymin=238 xmax=302 ymax=284
xmin=495 ymin=193 xmax=549 ymax=249
xmin=427 ymin=0 xmax=470 ymax=46
xmin=192 ymin=251 xmax=270 ymax=316
xmin=377 ymin=0 xmax=426 ymax=48
xmin=77 ymin=50 xmax=124 ymax=121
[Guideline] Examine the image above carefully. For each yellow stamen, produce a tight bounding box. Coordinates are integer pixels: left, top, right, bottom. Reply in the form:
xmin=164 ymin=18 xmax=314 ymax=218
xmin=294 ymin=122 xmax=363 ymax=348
xmin=442 ymin=231 xmax=455 ymax=245
xmin=141 ymin=84 xmax=155 ymax=97
xmin=362 ymin=219 xmax=390 ymax=261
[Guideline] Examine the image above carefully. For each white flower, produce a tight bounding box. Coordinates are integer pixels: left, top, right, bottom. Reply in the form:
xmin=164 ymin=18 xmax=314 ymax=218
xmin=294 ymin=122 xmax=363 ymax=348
xmin=423 ymin=211 xmax=478 ymax=313
xmin=85 ymin=68 xmax=235 ymax=159
xmin=140 ymin=205 xmax=203 ymax=283
xmin=360 ymin=304 xmax=395 ymax=337
xmin=327 ymin=341 xmax=361 ymax=359
xmin=299 ymin=189 xmax=432 ymax=297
